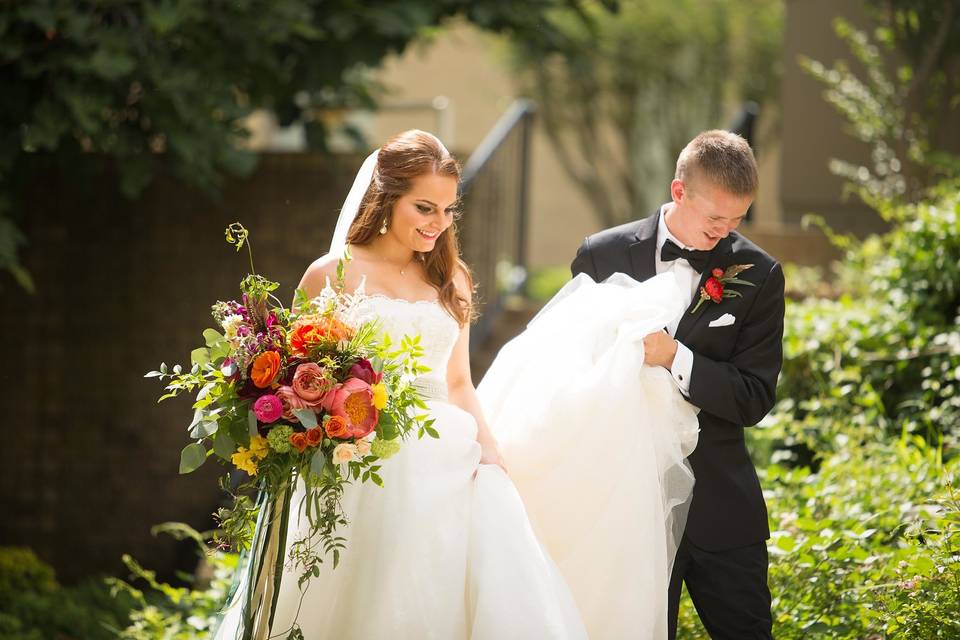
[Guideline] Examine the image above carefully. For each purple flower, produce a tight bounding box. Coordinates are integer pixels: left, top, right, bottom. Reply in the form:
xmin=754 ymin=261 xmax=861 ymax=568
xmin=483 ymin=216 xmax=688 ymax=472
xmin=349 ymin=359 xmax=383 ymax=385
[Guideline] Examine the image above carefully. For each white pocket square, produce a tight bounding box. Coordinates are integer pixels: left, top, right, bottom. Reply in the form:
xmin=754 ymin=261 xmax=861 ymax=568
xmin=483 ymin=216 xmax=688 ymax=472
xmin=708 ymin=313 xmax=736 ymax=328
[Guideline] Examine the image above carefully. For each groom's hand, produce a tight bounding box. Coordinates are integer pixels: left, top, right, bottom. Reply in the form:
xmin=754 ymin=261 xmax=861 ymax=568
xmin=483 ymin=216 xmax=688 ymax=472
xmin=643 ymin=330 xmax=678 ymax=369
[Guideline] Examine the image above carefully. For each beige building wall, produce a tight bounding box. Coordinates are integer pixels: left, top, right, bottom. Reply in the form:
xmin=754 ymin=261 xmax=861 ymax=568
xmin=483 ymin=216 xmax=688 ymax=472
xmin=364 ymin=20 xmax=596 ymax=270
xmin=357 ymin=6 xmax=890 ymax=268
xmin=364 ymin=18 xmax=838 ymax=269
xmin=779 ymin=0 xmax=880 ymax=234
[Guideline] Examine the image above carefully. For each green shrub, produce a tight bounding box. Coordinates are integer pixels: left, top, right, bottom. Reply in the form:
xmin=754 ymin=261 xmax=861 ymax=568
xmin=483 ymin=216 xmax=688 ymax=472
xmin=111 ymin=551 xmax=237 ymax=640
xmin=678 ymin=438 xmax=960 ymax=639
xmin=0 ymin=547 xmax=135 ymax=640
xmin=758 ymin=181 xmax=960 ymax=463
xmin=763 ymin=438 xmax=958 ymax=638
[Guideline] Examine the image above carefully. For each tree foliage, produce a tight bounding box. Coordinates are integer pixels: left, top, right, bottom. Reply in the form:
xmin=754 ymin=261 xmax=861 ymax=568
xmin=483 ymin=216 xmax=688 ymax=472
xmin=801 ymin=1 xmax=960 ymax=204
xmin=0 ymin=0 xmax=591 ymax=291
xmin=507 ymin=0 xmax=783 ymax=228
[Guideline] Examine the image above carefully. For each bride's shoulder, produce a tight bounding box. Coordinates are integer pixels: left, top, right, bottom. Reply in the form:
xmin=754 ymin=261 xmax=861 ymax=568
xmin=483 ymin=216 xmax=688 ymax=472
xmin=298 ymin=253 xmax=341 ymax=299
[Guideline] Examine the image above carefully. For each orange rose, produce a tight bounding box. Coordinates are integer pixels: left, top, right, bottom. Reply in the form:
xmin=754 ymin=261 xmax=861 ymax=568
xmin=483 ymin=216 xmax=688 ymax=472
xmin=324 ymin=415 xmax=350 ymax=439
xmin=305 ymin=427 xmax=323 ymax=447
xmin=250 ymin=351 xmax=281 ymax=388
xmin=289 ymin=323 xmax=320 ymax=357
xmin=289 ymin=431 xmax=310 ymax=453
xmin=289 ymin=315 xmax=355 ymax=356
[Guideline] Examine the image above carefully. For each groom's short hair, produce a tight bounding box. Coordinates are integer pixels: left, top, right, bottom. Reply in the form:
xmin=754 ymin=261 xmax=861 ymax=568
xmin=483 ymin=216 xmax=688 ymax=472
xmin=675 ymin=130 xmax=758 ymax=196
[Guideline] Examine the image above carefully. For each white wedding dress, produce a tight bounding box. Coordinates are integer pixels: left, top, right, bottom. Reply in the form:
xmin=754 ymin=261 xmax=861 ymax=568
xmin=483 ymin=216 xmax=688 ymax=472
xmin=215 ymin=271 xmax=699 ymax=639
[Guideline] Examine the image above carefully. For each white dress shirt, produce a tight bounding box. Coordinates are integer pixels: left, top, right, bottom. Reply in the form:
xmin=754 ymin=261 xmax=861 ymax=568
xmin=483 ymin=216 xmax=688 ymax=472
xmin=654 ymin=203 xmax=698 ymax=396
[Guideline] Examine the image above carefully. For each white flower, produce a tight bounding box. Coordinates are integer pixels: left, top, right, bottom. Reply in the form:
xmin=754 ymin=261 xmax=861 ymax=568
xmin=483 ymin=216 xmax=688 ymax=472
xmin=221 ymin=314 xmax=245 ymax=342
xmin=332 ymin=443 xmax=359 ymax=464
xmin=355 ymin=438 xmax=372 ymax=457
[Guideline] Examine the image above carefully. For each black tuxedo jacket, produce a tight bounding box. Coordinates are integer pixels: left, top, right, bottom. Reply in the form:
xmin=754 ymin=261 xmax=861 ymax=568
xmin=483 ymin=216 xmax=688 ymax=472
xmin=571 ymin=212 xmax=784 ymax=551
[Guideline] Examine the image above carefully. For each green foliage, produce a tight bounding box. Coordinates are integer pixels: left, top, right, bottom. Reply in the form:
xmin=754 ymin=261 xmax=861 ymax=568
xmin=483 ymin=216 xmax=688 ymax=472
xmin=0 ymin=547 xmax=136 ymax=640
xmin=800 ymin=4 xmax=960 ymax=204
xmin=0 ymin=0 xmax=593 ymax=290
xmin=762 ymin=439 xmax=960 ymax=639
xmin=507 ymin=0 xmax=783 ymax=227
xmin=526 ymin=265 xmax=572 ymax=302
xmin=0 ymin=547 xmax=57 ymax=598
xmin=758 ymin=182 xmax=960 ymax=463
xmin=677 ymin=439 xmax=960 ymax=639
xmin=110 ymin=550 xmax=237 ymax=640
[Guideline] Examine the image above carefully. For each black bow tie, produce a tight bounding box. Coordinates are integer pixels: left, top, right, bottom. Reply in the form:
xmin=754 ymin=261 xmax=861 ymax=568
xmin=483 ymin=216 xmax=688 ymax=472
xmin=660 ymin=239 xmax=710 ymax=273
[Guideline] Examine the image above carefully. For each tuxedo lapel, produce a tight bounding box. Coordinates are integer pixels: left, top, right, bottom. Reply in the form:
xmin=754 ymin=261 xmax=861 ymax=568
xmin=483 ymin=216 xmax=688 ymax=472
xmin=627 ymin=213 xmax=659 ymax=282
xmin=675 ymin=235 xmax=734 ymax=342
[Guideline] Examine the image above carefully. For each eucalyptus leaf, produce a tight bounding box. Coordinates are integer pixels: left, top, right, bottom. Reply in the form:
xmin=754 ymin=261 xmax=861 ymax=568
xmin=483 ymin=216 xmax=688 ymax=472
xmin=310 ymin=450 xmax=327 ymax=478
xmin=247 ymin=409 xmax=258 ymax=436
xmin=294 ymin=409 xmax=318 ymax=429
xmin=213 ymin=431 xmax=235 ymax=459
xmin=187 ymin=409 xmax=204 ymax=431
xmin=179 ymin=443 xmax=207 ymax=474
xmin=189 ymin=420 xmax=218 ymax=439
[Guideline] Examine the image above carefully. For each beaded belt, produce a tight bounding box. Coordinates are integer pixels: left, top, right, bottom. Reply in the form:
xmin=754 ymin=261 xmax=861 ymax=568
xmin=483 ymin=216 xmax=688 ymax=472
xmin=412 ymin=377 xmax=449 ymax=402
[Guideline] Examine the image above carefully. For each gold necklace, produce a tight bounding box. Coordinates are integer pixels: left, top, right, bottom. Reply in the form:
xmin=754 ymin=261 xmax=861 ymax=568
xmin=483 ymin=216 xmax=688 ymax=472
xmin=384 ymin=252 xmax=418 ymax=276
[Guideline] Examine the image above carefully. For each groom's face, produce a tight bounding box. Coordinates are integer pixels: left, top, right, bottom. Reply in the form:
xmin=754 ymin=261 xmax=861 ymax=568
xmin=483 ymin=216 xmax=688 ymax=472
xmin=670 ymin=178 xmax=753 ymax=250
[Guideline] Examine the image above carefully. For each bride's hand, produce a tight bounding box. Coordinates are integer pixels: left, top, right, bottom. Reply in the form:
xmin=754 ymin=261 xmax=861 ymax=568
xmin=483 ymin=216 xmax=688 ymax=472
xmin=479 ymin=438 xmax=508 ymax=473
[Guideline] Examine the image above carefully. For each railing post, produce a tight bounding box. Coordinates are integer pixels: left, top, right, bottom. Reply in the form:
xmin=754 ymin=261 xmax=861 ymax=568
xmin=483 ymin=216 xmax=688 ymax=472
xmin=516 ymin=103 xmax=534 ymax=293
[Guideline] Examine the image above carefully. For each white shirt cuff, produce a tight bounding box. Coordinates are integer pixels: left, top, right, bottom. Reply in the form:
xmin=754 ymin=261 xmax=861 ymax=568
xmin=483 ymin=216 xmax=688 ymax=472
xmin=671 ymin=341 xmax=694 ymax=396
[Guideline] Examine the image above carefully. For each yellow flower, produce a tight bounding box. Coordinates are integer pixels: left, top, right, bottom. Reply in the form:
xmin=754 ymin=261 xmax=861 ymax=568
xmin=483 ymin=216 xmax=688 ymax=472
xmin=371 ymin=382 xmax=388 ymax=410
xmin=249 ymin=434 xmax=269 ymax=459
xmin=231 ymin=448 xmax=259 ymax=476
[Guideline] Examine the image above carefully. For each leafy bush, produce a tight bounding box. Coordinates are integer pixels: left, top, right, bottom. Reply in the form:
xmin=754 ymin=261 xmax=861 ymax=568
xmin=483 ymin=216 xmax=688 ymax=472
xmin=677 ymin=438 xmax=960 ymax=639
xmin=758 ymin=181 xmax=960 ymax=464
xmin=0 ymin=526 xmax=236 ymax=640
xmin=110 ymin=550 xmax=237 ymax=640
xmin=0 ymin=547 xmax=135 ymax=640
xmin=763 ymin=438 xmax=959 ymax=638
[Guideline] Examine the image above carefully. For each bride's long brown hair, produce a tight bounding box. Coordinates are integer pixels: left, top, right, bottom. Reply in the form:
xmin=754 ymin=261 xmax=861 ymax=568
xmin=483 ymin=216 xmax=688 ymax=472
xmin=346 ymin=130 xmax=475 ymax=326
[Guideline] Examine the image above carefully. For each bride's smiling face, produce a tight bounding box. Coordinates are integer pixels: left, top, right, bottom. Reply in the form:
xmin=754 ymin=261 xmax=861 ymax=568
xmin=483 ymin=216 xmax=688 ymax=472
xmin=389 ymin=172 xmax=459 ymax=252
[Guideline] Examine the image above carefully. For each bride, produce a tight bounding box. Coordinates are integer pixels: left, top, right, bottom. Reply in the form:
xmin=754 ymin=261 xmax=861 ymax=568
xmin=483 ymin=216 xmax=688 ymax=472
xmin=214 ymin=130 xmax=699 ymax=639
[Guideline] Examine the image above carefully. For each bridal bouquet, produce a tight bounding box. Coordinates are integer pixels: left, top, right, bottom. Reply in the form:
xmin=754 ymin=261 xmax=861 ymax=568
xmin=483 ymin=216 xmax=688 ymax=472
xmin=147 ymin=224 xmax=435 ymax=639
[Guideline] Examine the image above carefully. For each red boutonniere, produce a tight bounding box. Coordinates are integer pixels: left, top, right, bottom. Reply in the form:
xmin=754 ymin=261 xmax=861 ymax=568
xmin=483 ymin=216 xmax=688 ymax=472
xmin=690 ymin=264 xmax=756 ymax=314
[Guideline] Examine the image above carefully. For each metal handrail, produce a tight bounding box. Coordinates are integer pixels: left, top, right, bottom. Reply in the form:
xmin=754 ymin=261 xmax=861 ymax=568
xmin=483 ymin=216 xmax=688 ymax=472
xmin=458 ymin=99 xmax=536 ymax=349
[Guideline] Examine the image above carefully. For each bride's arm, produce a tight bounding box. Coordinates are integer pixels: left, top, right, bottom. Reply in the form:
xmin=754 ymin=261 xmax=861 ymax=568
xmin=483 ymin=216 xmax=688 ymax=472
xmin=447 ymin=319 xmax=506 ymax=470
xmin=446 ymin=274 xmax=506 ymax=471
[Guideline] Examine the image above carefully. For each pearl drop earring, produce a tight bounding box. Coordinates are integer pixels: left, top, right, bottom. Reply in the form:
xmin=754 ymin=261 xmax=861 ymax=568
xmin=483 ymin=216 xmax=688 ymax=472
xmin=379 ymin=218 xmax=388 ymax=235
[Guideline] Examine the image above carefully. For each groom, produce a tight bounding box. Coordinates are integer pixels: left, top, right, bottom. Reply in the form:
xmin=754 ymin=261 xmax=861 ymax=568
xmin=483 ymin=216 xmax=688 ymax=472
xmin=570 ymin=130 xmax=784 ymax=639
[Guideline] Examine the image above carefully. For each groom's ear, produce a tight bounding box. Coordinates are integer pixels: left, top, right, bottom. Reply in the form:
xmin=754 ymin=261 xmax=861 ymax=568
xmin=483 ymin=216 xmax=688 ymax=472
xmin=670 ymin=178 xmax=686 ymax=204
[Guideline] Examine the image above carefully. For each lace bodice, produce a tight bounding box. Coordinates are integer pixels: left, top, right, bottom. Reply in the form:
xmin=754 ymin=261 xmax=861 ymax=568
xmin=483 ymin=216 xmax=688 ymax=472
xmin=353 ymin=294 xmax=461 ymax=401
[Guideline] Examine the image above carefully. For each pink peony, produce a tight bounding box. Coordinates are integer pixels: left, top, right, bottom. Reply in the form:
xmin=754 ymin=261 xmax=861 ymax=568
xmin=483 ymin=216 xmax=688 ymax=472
xmin=253 ymin=394 xmax=283 ymax=423
xmin=349 ymin=359 xmax=383 ymax=385
xmin=292 ymin=363 xmax=334 ymax=402
xmin=276 ymin=385 xmax=320 ymax=422
xmin=323 ymin=378 xmax=379 ymax=439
